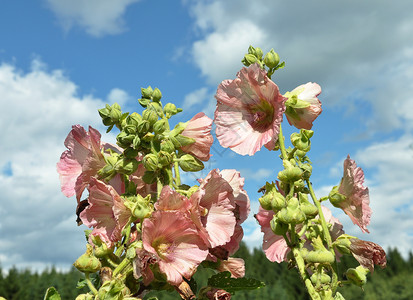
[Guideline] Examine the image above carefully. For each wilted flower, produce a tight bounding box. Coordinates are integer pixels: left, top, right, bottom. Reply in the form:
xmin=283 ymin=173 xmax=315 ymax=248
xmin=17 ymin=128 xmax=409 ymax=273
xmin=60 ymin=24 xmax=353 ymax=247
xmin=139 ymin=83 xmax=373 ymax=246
xmin=180 ymin=112 xmax=214 ymax=161
xmin=332 ymin=155 xmax=372 ymax=233
xmin=142 ymin=210 xmax=208 ymax=285
xmin=284 ymin=82 xmax=322 ymax=130
xmin=349 ymin=238 xmax=387 ymax=272
xmin=217 ymin=257 xmax=245 ymax=278
xmin=214 ymin=63 xmax=286 ymax=156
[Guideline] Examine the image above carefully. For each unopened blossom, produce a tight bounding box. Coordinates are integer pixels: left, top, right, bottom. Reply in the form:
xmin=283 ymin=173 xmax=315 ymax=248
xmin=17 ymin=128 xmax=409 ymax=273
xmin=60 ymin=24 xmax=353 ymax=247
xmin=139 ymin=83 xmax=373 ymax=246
xmin=190 ymin=169 xmax=236 ymax=248
xmin=205 ymin=288 xmax=231 ymax=300
xmin=217 ymin=257 xmax=245 ymax=278
xmin=142 ymin=210 xmax=208 ymax=285
xmin=180 ymin=112 xmax=214 ymax=161
xmin=133 ymin=247 xmax=158 ymax=285
xmin=284 ymin=82 xmax=322 ymax=130
xmin=80 ymin=178 xmax=131 ymax=247
xmin=334 ymin=155 xmax=372 ymax=233
xmin=349 ymin=238 xmax=387 ymax=272
xmin=214 ymin=63 xmax=286 ymax=156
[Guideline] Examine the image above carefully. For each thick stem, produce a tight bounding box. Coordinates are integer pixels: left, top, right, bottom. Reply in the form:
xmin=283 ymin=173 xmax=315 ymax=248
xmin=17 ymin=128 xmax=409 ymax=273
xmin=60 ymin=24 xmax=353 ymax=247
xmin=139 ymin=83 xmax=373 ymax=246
xmin=85 ymin=272 xmax=98 ymax=295
xmin=278 ymin=125 xmax=288 ymax=159
xmin=174 ymin=161 xmax=181 ymax=186
xmin=292 ymin=248 xmax=321 ymax=300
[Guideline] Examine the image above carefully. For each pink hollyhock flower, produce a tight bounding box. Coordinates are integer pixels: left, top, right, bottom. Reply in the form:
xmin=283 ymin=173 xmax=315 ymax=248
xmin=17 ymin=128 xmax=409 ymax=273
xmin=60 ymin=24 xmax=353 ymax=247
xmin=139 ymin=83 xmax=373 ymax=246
xmin=133 ymin=247 xmax=158 ymax=285
xmin=180 ymin=112 xmax=214 ymax=162
xmin=155 ymin=185 xmax=192 ymax=212
xmin=219 ymin=169 xmax=250 ymax=224
xmin=57 ymin=125 xmax=122 ymax=202
xmin=255 ymin=206 xmax=290 ymax=263
xmin=214 ymin=63 xmax=286 ymax=156
xmin=142 ymin=210 xmax=208 ymax=285
xmin=190 ymin=169 xmax=236 ymax=248
xmin=334 ymin=155 xmax=372 ymax=233
xmin=284 ymin=82 xmax=322 ymax=130
xmin=129 ymin=154 xmax=158 ymax=198
xmin=80 ymin=178 xmax=131 ymax=247
xmin=349 ymin=238 xmax=387 ymax=272
xmin=217 ymin=257 xmax=245 ymax=278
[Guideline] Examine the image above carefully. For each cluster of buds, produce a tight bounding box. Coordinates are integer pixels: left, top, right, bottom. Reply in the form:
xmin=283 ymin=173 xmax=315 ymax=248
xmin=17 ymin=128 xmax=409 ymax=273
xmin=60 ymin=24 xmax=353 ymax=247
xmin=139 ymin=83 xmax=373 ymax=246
xmin=56 ymin=85 xmax=258 ymax=299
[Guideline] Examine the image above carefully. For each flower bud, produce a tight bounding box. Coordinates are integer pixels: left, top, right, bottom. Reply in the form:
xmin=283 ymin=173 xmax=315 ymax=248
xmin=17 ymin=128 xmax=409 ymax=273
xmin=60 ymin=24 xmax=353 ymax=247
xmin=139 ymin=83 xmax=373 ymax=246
xmin=137 ymin=119 xmax=150 ymax=135
xmin=243 ymin=53 xmax=258 ymax=66
xmin=278 ymin=160 xmax=303 ymax=183
xmin=291 ymin=132 xmax=311 ymax=152
xmin=73 ymin=244 xmax=101 ymax=273
xmin=299 ymin=193 xmax=318 ymax=217
xmin=75 ymin=294 xmax=94 ymax=300
xmin=141 ymin=86 xmax=153 ymax=99
xmin=164 ymin=103 xmax=178 ymax=118
xmin=123 ymin=147 xmax=139 ymax=159
xmin=142 ymin=108 xmax=158 ymax=126
xmin=116 ymin=131 xmax=135 ymax=148
xmin=124 ymin=195 xmax=153 ymax=220
xmin=127 ymin=112 xmax=142 ymax=126
xmin=301 ymin=163 xmax=312 ymax=180
xmin=115 ymin=157 xmax=139 ymax=175
xmin=305 ymin=237 xmax=335 ymax=264
xmin=178 ymin=154 xmax=204 ymax=172
xmin=158 ymin=150 xmax=173 ymax=166
xmin=90 ymin=235 xmax=114 ymax=258
xmin=346 ymin=266 xmax=369 ymax=287
xmin=152 ymin=88 xmax=162 ymax=102
xmin=143 ymin=153 xmax=159 ymax=171
xmin=277 ymin=197 xmax=306 ymax=224
xmin=153 ymin=118 xmax=167 ymax=134
xmin=255 ymin=47 xmax=263 ymax=59
xmin=109 ymin=106 xmax=122 ymax=123
xmin=160 ymin=139 xmax=175 ymax=153
xmin=264 ymin=49 xmax=280 ymax=68
xmin=270 ymin=216 xmax=288 ymax=235
xmin=310 ymin=273 xmax=331 ymax=285
xmin=328 ymin=186 xmax=347 ymax=207
xmin=332 ymin=234 xmax=354 ymax=255
xmin=258 ymin=193 xmax=272 ymax=210
xmin=132 ymin=135 xmax=141 ymax=149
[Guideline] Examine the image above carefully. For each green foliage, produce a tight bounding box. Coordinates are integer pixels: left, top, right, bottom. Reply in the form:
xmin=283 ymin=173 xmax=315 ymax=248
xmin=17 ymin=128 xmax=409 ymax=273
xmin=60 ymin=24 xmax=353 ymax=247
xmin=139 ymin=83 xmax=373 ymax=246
xmin=1 ymin=247 xmax=412 ymax=299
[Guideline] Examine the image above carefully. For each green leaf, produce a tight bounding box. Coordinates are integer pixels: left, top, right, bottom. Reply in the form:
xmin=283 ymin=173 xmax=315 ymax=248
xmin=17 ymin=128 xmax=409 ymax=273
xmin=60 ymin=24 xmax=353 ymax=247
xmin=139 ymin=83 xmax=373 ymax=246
xmin=207 ymin=271 xmax=265 ymax=293
xmin=275 ymin=61 xmax=285 ymax=70
xmin=76 ymin=278 xmax=88 ymax=289
xmin=43 ymin=287 xmax=61 ymax=300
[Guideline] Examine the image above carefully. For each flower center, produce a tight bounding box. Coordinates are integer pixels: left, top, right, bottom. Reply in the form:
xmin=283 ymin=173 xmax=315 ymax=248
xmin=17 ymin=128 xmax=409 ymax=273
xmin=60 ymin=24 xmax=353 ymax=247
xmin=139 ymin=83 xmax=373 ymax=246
xmin=153 ymin=237 xmax=172 ymax=259
xmin=249 ymin=99 xmax=274 ymax=131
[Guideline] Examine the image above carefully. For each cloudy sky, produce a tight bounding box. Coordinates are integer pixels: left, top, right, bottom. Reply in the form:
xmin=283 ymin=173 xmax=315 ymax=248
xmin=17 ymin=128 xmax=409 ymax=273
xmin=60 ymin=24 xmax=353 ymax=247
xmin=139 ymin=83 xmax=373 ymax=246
xmin=1 ymin=0 xmax=413 ymax=272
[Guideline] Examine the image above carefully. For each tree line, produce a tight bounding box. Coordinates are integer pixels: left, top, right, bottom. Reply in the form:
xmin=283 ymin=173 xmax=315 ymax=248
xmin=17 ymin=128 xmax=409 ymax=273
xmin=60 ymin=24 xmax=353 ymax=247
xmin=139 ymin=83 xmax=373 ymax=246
xmin=1 ymin=244 xmax=412 ymax=299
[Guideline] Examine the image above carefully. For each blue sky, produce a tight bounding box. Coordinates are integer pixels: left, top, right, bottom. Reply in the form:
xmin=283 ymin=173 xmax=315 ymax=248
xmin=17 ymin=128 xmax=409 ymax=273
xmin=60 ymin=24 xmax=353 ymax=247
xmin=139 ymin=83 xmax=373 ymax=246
xmin=1 ymin=0 xmax=413 ymax=272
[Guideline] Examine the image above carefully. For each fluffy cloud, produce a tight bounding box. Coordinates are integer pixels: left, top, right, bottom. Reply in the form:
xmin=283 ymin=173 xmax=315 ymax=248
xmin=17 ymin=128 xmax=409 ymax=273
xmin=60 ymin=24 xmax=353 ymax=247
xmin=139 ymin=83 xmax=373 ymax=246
xmin=45 ymin=0 xmax=140 ymax=37
xmin=0 ymin=60 xmax=128 ymax=271
xmin=187 ymin=0 xmax=413 ymax=132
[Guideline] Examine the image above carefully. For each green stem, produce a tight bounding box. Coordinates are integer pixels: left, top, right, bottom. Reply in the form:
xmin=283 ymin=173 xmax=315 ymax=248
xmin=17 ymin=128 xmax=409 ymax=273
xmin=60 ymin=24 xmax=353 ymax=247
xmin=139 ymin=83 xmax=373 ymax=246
xmin=278 ymin=125 xmax=288 ymax=159
xmin=113 ymin=257 xmax=132 ymax=277
xmin=174 ymin=161 xmax=181 ymax=186
xmin=292 ymin=248 xmax=321 ymax=300
xmin=85 ymin=273 xmax=98 ymax=295
xmin=157 ymin=177 xmax=163 ymax=198
xmin=306 ymin=180 xmax=333 ymax=248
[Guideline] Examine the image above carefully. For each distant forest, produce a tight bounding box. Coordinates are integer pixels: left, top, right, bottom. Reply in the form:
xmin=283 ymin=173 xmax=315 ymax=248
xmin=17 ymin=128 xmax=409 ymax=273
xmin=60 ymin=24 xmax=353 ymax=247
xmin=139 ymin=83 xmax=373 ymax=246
xmin=1 ymin=243 xmax=413 ymax=299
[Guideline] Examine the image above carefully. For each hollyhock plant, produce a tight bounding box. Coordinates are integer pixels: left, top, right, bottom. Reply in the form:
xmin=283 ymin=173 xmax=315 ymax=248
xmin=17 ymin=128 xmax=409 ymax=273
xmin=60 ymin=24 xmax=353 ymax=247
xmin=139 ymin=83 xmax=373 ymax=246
xmin=80 ymin=177 xmax=132 ymax=247
xmin=330 ymin=155 xmax=372 ymax=233
xmin=142 ymin=210 xmax=209 ymax=285
xmin=284 ymin=82 xmax=322 ymax=130
xmin=349 ymin=238 xmax=387 ymax=272
xmin=180 ymin=112 xmax=214 ymax=161
xmin=214 ymin=63 xmax=286 ymax=156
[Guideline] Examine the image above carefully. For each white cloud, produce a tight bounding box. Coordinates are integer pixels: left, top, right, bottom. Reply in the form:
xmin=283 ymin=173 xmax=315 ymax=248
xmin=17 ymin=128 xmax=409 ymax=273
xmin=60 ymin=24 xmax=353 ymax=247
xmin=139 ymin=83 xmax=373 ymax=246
xmin=183 ymin=87 xmax=209 ymax=110
xmin=0 ymin=60 xmax=130 ymax=271
xmin=187 ymin=0 xmax=413 ymax=132
xmin=45 ymin=0 xmax=140 ymax=37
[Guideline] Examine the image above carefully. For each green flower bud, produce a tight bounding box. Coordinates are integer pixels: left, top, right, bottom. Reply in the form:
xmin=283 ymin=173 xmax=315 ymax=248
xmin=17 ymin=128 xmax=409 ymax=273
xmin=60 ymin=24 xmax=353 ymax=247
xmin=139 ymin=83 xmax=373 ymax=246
xmin=153 ymin=118 xmax=167 ymax=134
xmin=143 ymin=153 xmax=159 ymax=171
xmin=305 ymin=249 xmax=335 ymax=264
xmin=137 ymin=120 xmax=150 ymax=135
xmin=258 ymin=193 xmax=272 ymax=210
xmin=346 ymin=266 xmax=369 ymax=287
xmin=116 ymin=131 xmax=135 ymax=148
xmin=115 ymin=158 xmax=139 ymax=175
xmin=152 ymin=88 xmax=162 ymax=102
xmin=243 ymin=53 xmax=258 ymax=66
xmin=123 ymin=194 xmax=153 ymax=220
xmin=301 ymin=163 xmax=312 ymax=180
xmin=291 ymin=132 xmax=311 ymax=152
xmin=299 ymin=193 xmax=318 ymax=217
xmin=333 ymin=234 xmax=356 ymax=255
xmin=158 ymin=150 xmax=173 ymax=166
xmin=178 ymin=154 xmax=204 ymax=172
xmin=97 ymin=279 xmax=125 ymax=300
xmin=270 ymin=216 xmax=288 ymax=235
xmin=255 ymin=47 xmax=263 ymax=59
xmin=264 ymin=49 xmax=280 ymax=68
xmin=90 ymin=235 xmax=114 ymax=258
xmin=127 ymin=112 xmax=142 ymax=126
xmin=142 ymin=132 xmax=155 ymax=142
xmin=98 ymin=107 xmax=110 ymax=119
xmin=141 ymin=86 xmax=153 ymax=99
xmin=169 ymin=121 xmax=187 ymax=136
xmin=164 ymin=103 xmax=178 ymax=118
xmin=109 ymin=106 xmax=121 ymax=123
xmin=310 ymin=273 xmax=331 ymax=285
xmin=278 ymin=160 xmax=303 ymax=183
xmin=123 ymin=147 xmax=139 ymax=159
xmin=132 ymin=135 xmax=141 ymax=149
xmin=328 ymin=186 xmax=347 ymax=207
xmin=175 ymin=134 xmax=196 ymax=147
xmin=138 ymin=97 xmax=151 ymax=107
xmin=277 ymin=197 xmax=306 ymax=224
xmin=142 ymin=109 xmax=158 ymax=126
xmin=75 ymin=294 xmax=94 ymax=300
xmin=73 ymin=244 xmax=101 ymax=273
xmin=160 ymin=139 xmax=175 ymax=153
